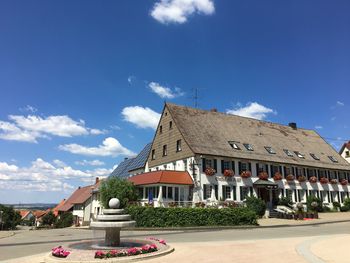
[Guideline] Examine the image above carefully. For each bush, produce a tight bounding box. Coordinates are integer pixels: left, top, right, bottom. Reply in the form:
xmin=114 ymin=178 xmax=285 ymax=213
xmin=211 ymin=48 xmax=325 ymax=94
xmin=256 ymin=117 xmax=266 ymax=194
xmin=55 ymin=213 xmax=74 ymax=228
xmin=322 ymin=205 xmax=331 ymax=212
xmin=340 ymin=206 xmax=350 ymax=212
xmin=100 ymin=177 xmax=138 ymax=208
xmin=0 ymin=204 xmax=21 ymax=230
xmin=306 ymin=196 xmax=322 ymax=212
xmin=344 ymin=198 xmax=350 ymax=208
xmin=126 ymin=206 xmax=258 ymax=227
xmin=41 ymin=211 xmax=56 ymax=226
xmin=278 ymin=197 xmax=293 ymax=208
xmin=245 ymin=196 xmax=266 ymax=218
xmin=332 ymin=202 xmax=341 ymax=209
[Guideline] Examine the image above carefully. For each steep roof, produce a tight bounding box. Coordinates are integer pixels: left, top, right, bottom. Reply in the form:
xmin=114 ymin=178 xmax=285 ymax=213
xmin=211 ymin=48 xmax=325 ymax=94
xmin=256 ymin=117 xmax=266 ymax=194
xmin=339 ymin=141 xmax=350 ymax=154
xmin=166 ymin=103 xmax=350 ymax=171
xmin=109 ymin=158 xmax=135 ymax=178
xmin=128 ymin=170 xmax=193 ymax=186
xmin=59 ymin=185 xmax=93 ymax=212
xmin=51 ymin=199 xmax=66 ymax=216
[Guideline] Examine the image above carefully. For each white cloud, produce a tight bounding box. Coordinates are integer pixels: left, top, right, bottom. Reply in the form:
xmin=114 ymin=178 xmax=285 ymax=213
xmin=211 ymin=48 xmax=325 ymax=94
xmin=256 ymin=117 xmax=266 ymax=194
xmin=59 ymin=137 xmax=135 ymax=157
xmin=121 ymin=106 xmax=161 ymax=129
xmin=0 ymin=114 xmax=104 ymax=143
xmin=150 ymin=0 xmax=215 ymax=24
xmin=336 ymin=101 xmax=345 ymax=106
xmin=75 ymin=160 xmax=105 ymax=166
xmin=0 ymin=158 xmax=112 ymax=192
xmin=148 ymin=82 xmax=184 ymax=99
xmin=19 ymin=105 xmax=38 ymax=113
xmin=315 ymin=125 xmax=323 ymax=130
xmin=127 ymin=75 xmax=136 ymax=85
xmin=227 ymin=102 xmax=276 ymax=120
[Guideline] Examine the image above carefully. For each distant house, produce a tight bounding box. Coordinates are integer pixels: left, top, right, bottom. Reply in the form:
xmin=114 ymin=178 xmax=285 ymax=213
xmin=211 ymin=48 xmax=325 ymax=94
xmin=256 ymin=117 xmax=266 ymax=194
xmin=33 ymin=210 xmax=47 ymax=227
xmin=340 ymin=141 xmax=350 ymax=163
xmin=19 ymin=210 xmax=34 ymax=221
xmin=51 ymin=199 xmax=66 ymax=217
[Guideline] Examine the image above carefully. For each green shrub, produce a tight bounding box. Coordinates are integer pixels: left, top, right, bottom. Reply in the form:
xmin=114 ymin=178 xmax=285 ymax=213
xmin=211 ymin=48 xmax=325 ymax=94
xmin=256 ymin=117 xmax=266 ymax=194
xmin=245 ymin=196 xmax=266 ymax=218
xmin=306 ymin=196 xmax=322 ymax=212
xmin=41 ymin=211 xmax=56 ymax=226
xmin=278 ymin=197 xmax=293 ymax=208
xmin=0 ymin=204 xmax=21 ymax=230
xmin=344 ymin=198 xmax=350 ymax=208
xmin=126 ymin=206 xmax=258 ymax=227
xmin=55 ymin=213 xmax=74 ymax=228
xmin=340 ymin=206 xmax=350 ymax=212
xmin=100 ymin=177 xmax=138 ymax=208
xmin=332 ymin=202 xmax=341 ymax=209
xmin=321 ymin=205 xmax=331 ymax=212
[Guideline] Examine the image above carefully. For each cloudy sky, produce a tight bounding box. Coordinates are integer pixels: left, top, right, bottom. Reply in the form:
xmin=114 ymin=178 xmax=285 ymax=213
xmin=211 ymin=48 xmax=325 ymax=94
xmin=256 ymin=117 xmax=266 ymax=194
xmin=0 ymin=0 xmax=349 ymax=204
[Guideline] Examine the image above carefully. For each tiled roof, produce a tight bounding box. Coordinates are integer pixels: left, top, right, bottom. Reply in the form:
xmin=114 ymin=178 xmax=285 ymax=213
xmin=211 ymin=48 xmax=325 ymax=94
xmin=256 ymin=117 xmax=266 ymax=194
xmin=340 ymin=141 xmax=350 ymax=154
xmin=166 ymin=103 xmax=350 ymax=171
xmin=52 ymin=199 xmax=66 ymax=216
xmin=128 ymin=170 xmax=193 ymax=186
xmin=33 ymin=210 xmax=47 ymax=218
xmin=59 ymin=185 xmax=93 ymax=212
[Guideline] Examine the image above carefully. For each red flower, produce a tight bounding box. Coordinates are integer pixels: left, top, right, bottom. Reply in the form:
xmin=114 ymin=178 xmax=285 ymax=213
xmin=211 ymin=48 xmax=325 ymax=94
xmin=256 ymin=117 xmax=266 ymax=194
xmin=205 ymin=167 xmax=216 ymax=176
xmin=286 ymin=174 xmax=295 ymax=181
xmin=320 ymin=177 xmax=329 ymax=184
xmin=309 ymin=176 xmax=317 ymax=183
xmin=240 ymin=171 xmax=251 ymax=178
xmin=297 ymin=175 xmax=306 ymax=182
xmin=273 ymin=172 xmax=282 ymax=181
xmin=223 ymin=169 xmax=234 ymax=177
xmin=341 ymin=179 xmax=348 ymax=186
xmin=330 ymin=179 xmax=338 ymax=185
xmin=258 ymin=171 xmax=269 ymax=180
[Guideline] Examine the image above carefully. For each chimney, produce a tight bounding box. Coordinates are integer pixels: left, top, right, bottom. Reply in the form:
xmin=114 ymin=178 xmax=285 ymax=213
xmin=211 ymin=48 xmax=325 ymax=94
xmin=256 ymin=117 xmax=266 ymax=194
xmin=95 ymin=177 xmax=100 ymax=184
xmin=210 ymin=108 xmax=218 ymax=112
xmin=288 ymin=122 xmax=297 ymax=130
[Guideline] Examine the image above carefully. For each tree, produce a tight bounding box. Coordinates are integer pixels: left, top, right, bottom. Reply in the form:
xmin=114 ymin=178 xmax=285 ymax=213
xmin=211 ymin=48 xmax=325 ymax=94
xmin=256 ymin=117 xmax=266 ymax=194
xmin=55 ymin=213 xmax=73 ymax=228
xmin=0 ymin=204 xmax=21 ymax=230
xmin=41 ymin=211 xmax=56 ymax=226
xmin=100 ymin=177 xmax=138 ymax=208
xmin=245 ymin=196 xmax=266 ymax=218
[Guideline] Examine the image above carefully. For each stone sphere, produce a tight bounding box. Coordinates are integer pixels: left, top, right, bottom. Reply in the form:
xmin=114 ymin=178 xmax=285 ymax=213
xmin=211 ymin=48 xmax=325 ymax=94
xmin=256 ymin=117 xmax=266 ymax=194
xmin=109 ymin=198 xmax=120 ymax=209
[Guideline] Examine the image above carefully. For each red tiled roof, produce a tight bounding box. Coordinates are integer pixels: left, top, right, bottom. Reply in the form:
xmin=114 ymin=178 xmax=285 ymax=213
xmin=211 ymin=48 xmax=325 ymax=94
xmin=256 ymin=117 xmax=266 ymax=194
xmin=128 ymin=170 xmax=193 ymax=186
xmin=19 ymin=210 xmax=30 ymax=219
xmin=33 ymin=210 xmax=47 ymax=218
xmin=51 ymin=199 xmax=66 ymax=216
xmin=59 ymin=185 xmax=93 ymax=212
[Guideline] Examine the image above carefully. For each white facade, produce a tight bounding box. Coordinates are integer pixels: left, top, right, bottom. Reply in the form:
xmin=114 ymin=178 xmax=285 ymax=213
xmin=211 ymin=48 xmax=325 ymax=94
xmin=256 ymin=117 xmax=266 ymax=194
xmin=340 ymin=146 xmax=350 ymax=163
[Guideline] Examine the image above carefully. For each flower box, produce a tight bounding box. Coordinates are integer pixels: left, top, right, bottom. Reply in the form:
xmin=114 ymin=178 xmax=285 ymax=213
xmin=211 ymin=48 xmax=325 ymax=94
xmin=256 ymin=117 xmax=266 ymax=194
xmin=223 ymin=169 xmax=234 ymax=177
xmin=330 ymin=179 xmax=338 ymax=185
xmin=341 ymin=179 xmax=348 ymax=186
xmin=297 ymin=175 xmax=306 ymax=182
xmin=320 ymin=177 xmax=329 ymax=184
xmin=286 ymin=174 xmax=295 ymax=181
xmin=205 ymin=167 xmax=216 ymax=176
xmin=240 ymin=170 xmax=251 ymax=178
xmin=258 ymin=171 xmax=269 ymax=180
xmin=273 ymin=172 xmax=282 ymax=181
xmin=309 ymin=176 xmax=317 ymax=184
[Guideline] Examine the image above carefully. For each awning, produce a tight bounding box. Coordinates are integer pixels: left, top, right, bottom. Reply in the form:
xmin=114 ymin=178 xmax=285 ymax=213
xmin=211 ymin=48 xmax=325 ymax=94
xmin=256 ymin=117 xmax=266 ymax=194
xmin=253 ymin=179 xmax=279 ymax=189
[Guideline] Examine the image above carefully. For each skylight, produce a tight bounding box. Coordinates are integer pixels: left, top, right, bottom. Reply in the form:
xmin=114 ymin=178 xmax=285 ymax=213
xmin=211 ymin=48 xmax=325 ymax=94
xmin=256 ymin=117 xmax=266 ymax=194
xmin=283 ymin=149 xmax=293 ymax=157
xmin=265 ymin=146 xmax=276 ymax=154
xmin=243 ymin=143 xmax=254 ymax=151
xmin=228 ymin=141 xmax=240 ymax=150
xmin=310 ymin=153 xmax=320 ymax=160
xmin=294 ymin=151 xmax=305 ymax=159
xmin=328 ymin=156 xmax=338 ymax=163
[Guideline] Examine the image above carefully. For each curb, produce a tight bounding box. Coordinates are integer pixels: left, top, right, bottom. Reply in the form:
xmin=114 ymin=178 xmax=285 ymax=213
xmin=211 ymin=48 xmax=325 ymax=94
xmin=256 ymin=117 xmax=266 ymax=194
xmin=0 ymin=231 xmax=15 ymax=239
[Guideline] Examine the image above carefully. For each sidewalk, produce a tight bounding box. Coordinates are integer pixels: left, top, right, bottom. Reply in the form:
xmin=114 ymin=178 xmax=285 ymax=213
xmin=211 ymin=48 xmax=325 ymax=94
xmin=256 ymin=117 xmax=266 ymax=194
xmin=0 ymin=231 xmax=14 ymax=239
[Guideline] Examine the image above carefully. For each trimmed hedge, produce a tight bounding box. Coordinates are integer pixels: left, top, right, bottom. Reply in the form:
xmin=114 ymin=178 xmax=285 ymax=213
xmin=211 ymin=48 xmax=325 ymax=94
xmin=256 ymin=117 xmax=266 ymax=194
xmin=126 ymin=206 xmax=258 ymax=227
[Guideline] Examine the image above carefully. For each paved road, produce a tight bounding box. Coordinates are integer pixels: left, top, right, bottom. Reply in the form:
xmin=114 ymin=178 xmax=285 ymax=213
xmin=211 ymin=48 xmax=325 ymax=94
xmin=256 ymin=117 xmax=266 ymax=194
xmin=1 ymin=222 xmax=350 ymax=261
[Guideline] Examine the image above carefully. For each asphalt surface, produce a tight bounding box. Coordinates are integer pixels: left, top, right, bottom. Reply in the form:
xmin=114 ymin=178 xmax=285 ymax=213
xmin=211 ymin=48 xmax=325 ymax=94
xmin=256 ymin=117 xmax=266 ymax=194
xmin=1 ymin=222 xmax=350 ymax=261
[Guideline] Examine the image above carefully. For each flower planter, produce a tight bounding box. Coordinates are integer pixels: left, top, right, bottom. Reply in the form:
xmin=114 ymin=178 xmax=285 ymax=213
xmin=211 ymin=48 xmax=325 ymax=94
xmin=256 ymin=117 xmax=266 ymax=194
xmin=223 ymin=169 xmax=234 ymax=177
xmin=309 ymin=176 xmax=317 ymax=184
xmin=286 ymin=174 xmax=295 ymax=181
xmin=297 ymin=175 xmax=306 ymax=182
xmin=258 ymin=171 xmax=269 ymax=180
xmin=320 ymin=177 xmax=329 ymax=184
xmin=341 ymin=179 xmax=348 ymax=186
xmin=330 ymin=179 xmax=338 ymax=185
xmin=205 ymin=167 xmax=216 ymax=176
xmin=240 ymin=171 xmax=252 ymax=178
xmin=273 ymin=172 xmax=282 ymax=181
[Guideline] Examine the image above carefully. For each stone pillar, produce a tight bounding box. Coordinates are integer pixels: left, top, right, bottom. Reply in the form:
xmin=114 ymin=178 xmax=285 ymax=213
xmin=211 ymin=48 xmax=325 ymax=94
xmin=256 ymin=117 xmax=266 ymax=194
xmin=105 ymin=228 xmax=121 ymax=247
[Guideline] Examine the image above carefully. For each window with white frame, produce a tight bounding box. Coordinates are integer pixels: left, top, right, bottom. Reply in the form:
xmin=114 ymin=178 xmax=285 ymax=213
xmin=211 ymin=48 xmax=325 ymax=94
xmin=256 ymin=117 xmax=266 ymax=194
xmin=222 ymin=185 xmax=231 ymax=200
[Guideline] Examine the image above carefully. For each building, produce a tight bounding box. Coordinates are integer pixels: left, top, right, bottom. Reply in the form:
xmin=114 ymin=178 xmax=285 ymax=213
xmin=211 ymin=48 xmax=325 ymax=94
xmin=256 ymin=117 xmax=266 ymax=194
xmin=132 ymin=103 xmax=350 ymax=209
xmin=339 ymin=141 xmax=350 ymax=163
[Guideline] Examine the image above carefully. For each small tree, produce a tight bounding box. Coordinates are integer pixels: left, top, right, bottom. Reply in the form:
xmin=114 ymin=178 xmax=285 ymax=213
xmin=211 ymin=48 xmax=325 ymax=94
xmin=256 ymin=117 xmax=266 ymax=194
xmin=55 ymin=213 xmax=73 ymax=228
xmin=306 ymin=196 xmax=322 ymax=212
xmin=245 ymin=196 xmax=266 ymax=218
xmin=41 ymin=211 xmax=56 ymax=226
xmin=99 ymin=177 xmax=138 ymax=208
xmin=0 ymin=204 xmax=21 ymax=230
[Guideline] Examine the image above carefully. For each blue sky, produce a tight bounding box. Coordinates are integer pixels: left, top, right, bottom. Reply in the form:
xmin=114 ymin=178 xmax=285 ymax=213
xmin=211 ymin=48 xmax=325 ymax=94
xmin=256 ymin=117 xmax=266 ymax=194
xmin=0 ymin=0 xmax=349 ymax=204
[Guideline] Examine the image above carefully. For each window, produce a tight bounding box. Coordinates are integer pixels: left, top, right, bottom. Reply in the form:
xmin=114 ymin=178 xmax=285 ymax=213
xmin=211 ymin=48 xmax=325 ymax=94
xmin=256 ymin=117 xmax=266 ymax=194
xmin=203 ymin=184 xmax=217 ymax=200
xmin=162 ymin=145 xmax=167 ymax=156
xmin=346 ymin=151 xmax=350 ymax=157
xmin=159 ymin=125 xmax=162 ymax=134
xmin=205 ymin=159 xmax=213 ymax=168
xmin=228 ymin=141 xmax=240 ymax=150
xmin=329 ymin=170 xmax=337 ymax=180
xmin=240 ymin=186 xmax=251 ymax=201
xmin=265 ymin=146 xmax=276 ymax=154
xmin=162 ymin=186 xmax=166 ymax=198
xmin=283 ymin=149 xmax=294 ymax=157
xmin=167 ymin=187 xmax=173 ymax=199
xmin=151 ymin=149 xmax=155 ymax=160
xmin=328 ymin=156 xmax=338 ymax=163
xmin=183 ymin=159 xmax=188 ymax=171
xmin=294 ymin=151 xmax=305 ymax=158
xmin=169 ymin=121 xmax=173 ymax=129
xmin=176 ymin=139 xmax=182 ymax=152
xmin=243 ymin=143 xmax=254 ymax=151
xmin=222 ymin=186 xmax=231 ymax=200
xmin=310 ymin=153 xmax=320 ymax=160
xmin=222 ymin=161 xmax=230 ymax=170
xmin=257 ymin=163 xmax=268 ymax=173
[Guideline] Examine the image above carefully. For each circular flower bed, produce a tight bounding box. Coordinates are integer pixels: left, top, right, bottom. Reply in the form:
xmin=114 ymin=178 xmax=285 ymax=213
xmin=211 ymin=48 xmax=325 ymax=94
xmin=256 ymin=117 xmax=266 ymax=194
xmin=95 ymin=244 xmax=158 ymax=259
xmin=240 ymin=170 xmax=251 ymax=178
xmin=309 ymin=176 xmax=317 ymax=184
xmin=330 ymin=179 xmax=338 ymax=185
xmin=205 ymin=167 xmax=216 ymax=176
xmin=297 ymin=175 xmax=306 ymax=182
xmin=273 ymin=172 xmax=282 ymax=181
xmin=320 ymin=177 xmax=329 ymax=184
xmin=52 ymin=246 xmax=70 ymax=258
xmin=223 ymin=169 xmax=234 ymax=177
xmin=341 ymin=179 xmax=348 ymax=186
xmin=258 ymin=171 xmax=269 ymax=180
xmin=286 ymin=174 xmax=295 ymax=181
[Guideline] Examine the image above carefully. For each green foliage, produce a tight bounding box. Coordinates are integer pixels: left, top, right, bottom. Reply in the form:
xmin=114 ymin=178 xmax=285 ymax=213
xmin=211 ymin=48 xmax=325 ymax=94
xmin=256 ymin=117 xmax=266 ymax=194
xmin=100 ymin=177 xmax=138 ymax=208
xmin=55 ymin=213 xmax=74 ymax=228
xmin=21 ymin=217 xmax=35 ymax=226
xmin=41 ymin=211 xmax=56 ymax=226
xmin=344 ymin=198 xmax=350 ymax=208
xmin=278 ymin=197 xmax=293 ymax=207
xmin=340 ymin=206 xmax=350 ymax=212
xmin=0 ymin=204 xmax=21 ymax=230
xmin=126 ymin=206 xmax=258 ymax=227
xmin=245 ymin=196 xmax=266 ymax=217
xmin=321 ymin=205 xmax=331 ymax=212
xmin=306 ymin=196 xmax=322 ymax=212
xmin=332 ymin=202 xmax=341 ymax=209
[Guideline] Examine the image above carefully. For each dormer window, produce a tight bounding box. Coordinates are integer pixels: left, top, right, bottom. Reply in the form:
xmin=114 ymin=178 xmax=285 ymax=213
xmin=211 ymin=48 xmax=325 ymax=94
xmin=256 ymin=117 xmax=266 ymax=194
xmin=243 ymin=143 xmax=254 ymax=151
xmin=265 ymin=146 xmax=276 ymax=154
xmin=328 ymin=156 xmax=338 ymax=163
xmin=283 ymin=149 xmax=293 ymax=157
xmin=294 ymin=151 xmax=305 ymax=159
xmin=310 ymin=153 xmax=320 ymax=160
xmin=169 ymin=121 xmax=173 ymax=129
xmin=163 ymin=145 xmax=167 ymax=156
xmin=151 ymin=149 xmax=156 ymax=160
xmin=229 ymin=141 xmax=240 ymax=150
xmin=159 ymin=125 xmax=163 ymax=134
